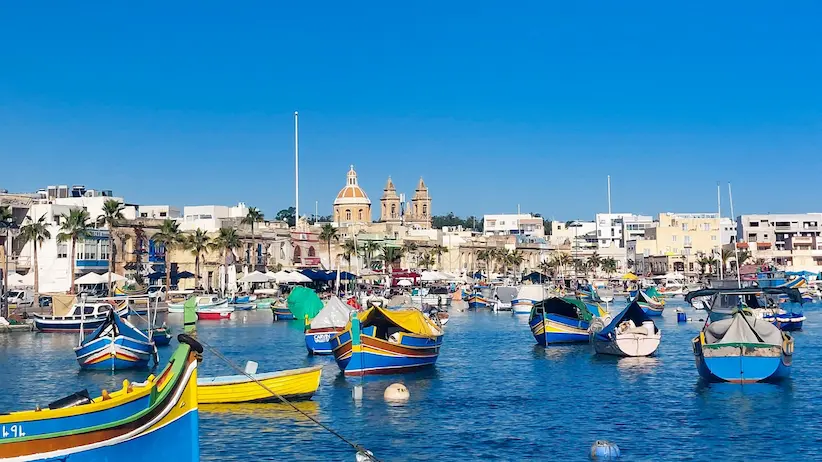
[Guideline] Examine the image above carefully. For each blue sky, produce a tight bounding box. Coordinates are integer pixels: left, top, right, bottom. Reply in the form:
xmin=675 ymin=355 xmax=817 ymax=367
xmin=1 ymin=1 xmax=820 ymax=221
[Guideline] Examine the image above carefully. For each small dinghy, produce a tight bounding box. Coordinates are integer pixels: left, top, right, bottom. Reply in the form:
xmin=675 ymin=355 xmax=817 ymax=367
xmin=198 ymin=362 xmax=322 ymax=403
xmin=304 ymin=296 xmax=354 ymax=355
xmin=590 ymin=300 xmax=661 ymax=357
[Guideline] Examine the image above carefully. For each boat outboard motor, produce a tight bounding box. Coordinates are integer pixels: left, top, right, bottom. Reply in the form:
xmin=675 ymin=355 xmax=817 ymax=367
xmin=48 ymin=389 xmax=92 ymax=410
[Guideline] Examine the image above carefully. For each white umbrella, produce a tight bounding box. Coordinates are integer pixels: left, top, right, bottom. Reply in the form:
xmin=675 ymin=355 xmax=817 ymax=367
xmin=421 ymin=270 xmax=446 ymax=282
xmin=287 ymin=272 xmax=312 ymax=284
xmin=74 ymin=272 xmax=106 ymax=285
xmin=101 ymin=271 xmax=127 ymax=282
xmin=239 ymin=271 xmax=274 ymax=284
xmin=397 ymin=279 xmax=412 ymax=287
xmin=7 ymin=272 xmax=27 ymax=288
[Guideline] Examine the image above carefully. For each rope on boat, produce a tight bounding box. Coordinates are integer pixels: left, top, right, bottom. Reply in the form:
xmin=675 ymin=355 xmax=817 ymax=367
xmin=195 ymin=337 xmax=383 ymax=462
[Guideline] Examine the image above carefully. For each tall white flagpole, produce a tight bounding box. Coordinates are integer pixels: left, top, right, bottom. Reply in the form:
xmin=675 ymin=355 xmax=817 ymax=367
xmin=607 ymin=175 xmax=611 ymax=215
xmin=717 ymin=183 xmax=724 ymax=281
xmin=294 ymin=111 xmax=299 ymax=230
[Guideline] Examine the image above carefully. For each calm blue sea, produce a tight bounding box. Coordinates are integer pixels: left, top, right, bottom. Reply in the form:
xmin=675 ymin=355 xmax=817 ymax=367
xmin=2 ymin=300 xmax=821 ymax=461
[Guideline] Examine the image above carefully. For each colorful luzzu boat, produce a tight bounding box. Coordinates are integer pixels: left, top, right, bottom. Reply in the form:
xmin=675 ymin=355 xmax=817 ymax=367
xmin=32 ymin=300 xmax=130 ymax=333
xmin=0 ymin=335 xmax=202 ymax=461
xmin=466 ymin=293 xmax=488 ymax=309
xmin=529 ymin=297 xmax=606 ymax=345
xmin=329 ymin=307 xmax=443 ymax=376
xmin=198 ymin=365 xmax=322 ymax=403
xmin=693 ymin=309 xmax=792 ymax=383
xmin=634 ymin=289 xmax=665 ymax=316
xmin=272 ymin=301 xmax=296 ymax=321
xmin=74 ymin=310 xmax=159 ymax=370
xmin=513 ymin=285 xmax=549 ymax=315
xmin=305 ymin=296 xmax=354 ymax=355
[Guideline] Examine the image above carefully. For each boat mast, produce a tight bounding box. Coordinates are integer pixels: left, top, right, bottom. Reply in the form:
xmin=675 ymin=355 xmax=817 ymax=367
xmin=728 ymin=183 xmax=742 ymax=289
xmin=716 ymin=183 xmax=724 ymax=281
xmin=294 ymin=111 xmax=299 ymax=231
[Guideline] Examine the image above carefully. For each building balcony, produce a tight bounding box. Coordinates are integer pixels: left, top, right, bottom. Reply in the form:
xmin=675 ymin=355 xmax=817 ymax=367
xmin=76 ymin=259 xmax=108 ymax=269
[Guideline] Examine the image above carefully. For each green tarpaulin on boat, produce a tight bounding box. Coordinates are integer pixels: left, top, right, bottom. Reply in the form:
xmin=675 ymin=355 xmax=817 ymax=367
xmin=287 ymin=286 xmax=324 ymax=321
xmin=646 ymin=287 xmax=663 ymax=299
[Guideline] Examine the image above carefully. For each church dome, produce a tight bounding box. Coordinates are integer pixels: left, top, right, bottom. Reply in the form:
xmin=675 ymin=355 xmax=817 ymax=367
xmin=334 ymin=165 xmax=371 ymax=206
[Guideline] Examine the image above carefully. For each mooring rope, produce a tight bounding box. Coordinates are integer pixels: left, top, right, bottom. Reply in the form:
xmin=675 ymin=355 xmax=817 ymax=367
xmin=195 ymin=337 xmax=382 ymax=462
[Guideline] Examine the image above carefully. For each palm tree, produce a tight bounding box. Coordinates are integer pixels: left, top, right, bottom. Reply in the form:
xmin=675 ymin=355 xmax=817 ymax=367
xmin=418 ymin=253 xmax=435 ymax=270
xmin=430 ymin=244 xmax=448 ymax=269
xmin=57 ymin=209 xmax=91 ymax=294
xmin=184 ymin=229 xmax=210 ymax=289
xmin=241 ymin=207 xmax=264 ymax=267
xmin=341 ymin=239 xmax=358 ymax=274
xmin=362 ymin=240 xmax=382 ymax=270
xmin=476 ymin=249 xmax=491 ymax=273
xmin=736 ymin=249 xmax=752 ymax=268
xmin=19 ymin=214 xmax=51 ymax=302
xmin=152 ymin=219 xmax=184 ymax=293
xmin=319 ymin=224 xmax=339 ymax=269
xmin=97 ymin=199 xmax=125 ymax=294
xmin=401 ymin=241 xmax=419 ymax=269
xmin=587 ymin=252 xmax=602 ymax=276
xmin=380 ymin=246 xmax=405 ymax=271
xmin=601 ymin=257 xmax=617 ymax=278
xmin=720 ymin=248 xmax=734 ymax=274
xmin=507 ymin=249 xmax=524 ymax=274
xmin=210 ymin=227 xmax=241 ymax=280
xmin=558 ymin=252 xmax=573 ymax=277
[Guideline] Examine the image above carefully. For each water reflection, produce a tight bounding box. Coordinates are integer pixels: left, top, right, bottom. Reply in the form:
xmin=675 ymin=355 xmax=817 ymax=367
xmin=615 ymin=356 xmax=661 ymax=375
xmin=201 ymin=401 xmax=320 ymax=420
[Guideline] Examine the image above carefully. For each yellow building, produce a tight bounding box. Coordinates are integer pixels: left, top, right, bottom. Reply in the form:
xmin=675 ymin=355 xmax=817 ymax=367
xmin=333 ymin=165 xmax=372 ymax=225
xmin=629 ymin=213 xmax=721 ymax=275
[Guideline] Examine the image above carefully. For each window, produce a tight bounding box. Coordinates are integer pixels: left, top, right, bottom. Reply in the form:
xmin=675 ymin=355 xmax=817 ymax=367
xmin=345 ymin=209 xmax=351 ymax=221
xmin=672 ymin=235 xmax=677 ymax=242
xmin=750 ymin=221 xmax=759 ymax=227
xmin=391 ymin=204 xmax=396 ymax=217
xmin=57 ymin=244 xmax=68 ymax=258
xmin=100 ymin=240 xmax=110 ymax=261
xmin=684 ymin=248 xmax=691 ymax=256
xmin=684 ymin=236 xmax=691 ymax=245
xmin=308 ymin=246 xmax=316 ymax=257
xmin=702 ymin=223 xmax=711 ymax=231
xmin=711 ymin=235 xmax=717 ymax=241
xmin=159 ymin=212 xmax=167 ymax=217
xmin=422 ymin=204 xmax=427 ymax=216
xmin=140 ymin=212 xmax=148 ymax=218
xmin=358 ymin=210 xmax=363 ymax=221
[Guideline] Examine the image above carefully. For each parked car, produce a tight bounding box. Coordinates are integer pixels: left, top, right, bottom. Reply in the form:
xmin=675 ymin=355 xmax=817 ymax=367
xmin=39 ymin=295 xmax=52 ymax=307
xmin=7 ymin=290 xmax=34 ymax=308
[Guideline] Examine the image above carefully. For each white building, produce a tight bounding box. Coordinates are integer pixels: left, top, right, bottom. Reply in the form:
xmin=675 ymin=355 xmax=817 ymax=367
xmin=736 ymin=213 xmax=822 ymax=250
xmin=547 ymin=220 xmax=596 ymax=250
xmin=483 ymin=214 xmax=545 ymax=237
xmin=595 ymin=213 xmax=655 ymax=250
xmin=181 ymin=203 xmax=250 ymax=232
xmin=127 ymin=205 xmax=181 ymax=220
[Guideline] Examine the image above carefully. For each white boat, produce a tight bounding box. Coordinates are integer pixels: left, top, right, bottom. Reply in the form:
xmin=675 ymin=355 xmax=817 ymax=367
xmin=33 ymin=301 xmax=130 ymax=333
xmin=410 ymin=286 xmax=452 ymax=307
xmin=492 ymin=286 xmax=517 ymax=312
xmin=512 ymin=285 xmax=548 ymax=314
xmin=168 ymin=295 xmax=229 ymax=313
xmin=590 ymin=300 xmax=661 ymax=357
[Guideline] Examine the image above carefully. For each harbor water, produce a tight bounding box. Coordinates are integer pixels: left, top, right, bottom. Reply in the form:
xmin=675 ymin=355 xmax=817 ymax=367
xmin=2 ymin=300 xmax=821 ymax=461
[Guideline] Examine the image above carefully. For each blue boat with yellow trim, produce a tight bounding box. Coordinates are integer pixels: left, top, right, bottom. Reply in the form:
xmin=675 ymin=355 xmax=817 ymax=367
xmin=74 ymin=309 xmax=159 ymax=370
xmin=467 ymin=293 xmax=488 ymax=309
xmin=304 ymin=296 xmax=354 ymax=355
xmin=329 ymin=307 xmax=443 ymax=376
xmin=0 ymin=334 xmax=202 ymax=461
xmin=634 ymin=289 xmax=665 ymax=316
xmin=529 ymin=297 xmax=606 ymax=345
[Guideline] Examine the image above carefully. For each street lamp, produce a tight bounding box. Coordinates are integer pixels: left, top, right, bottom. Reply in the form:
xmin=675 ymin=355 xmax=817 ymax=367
xmin=1 ymin=223 xmax=21 ymax=319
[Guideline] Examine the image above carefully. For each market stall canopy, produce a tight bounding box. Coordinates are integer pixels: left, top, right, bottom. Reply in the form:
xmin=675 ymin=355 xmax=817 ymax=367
xmin=301 ymin=269 xmax=335 ymax=282
xmin=421 ymin=270 xmax=448 ymax=282
xmin=74 ymin=272 xmax=107 ymax=285
xmin=621 ymin=273 xmax=638 ymax=281
xmin=354 ymin=307 xmax=442 ymax=337
xmin=239 ymin=271 xmax=276 ymax=283
xmin=7 ymin=272 xmax=27 ymax=287
xmin=521 ymin=272 xmax=548 ymax=284
xmin=274 ymin=270 xmax=312 ymax=284
xmin=397 ymin=279 xmax=412 ymax=287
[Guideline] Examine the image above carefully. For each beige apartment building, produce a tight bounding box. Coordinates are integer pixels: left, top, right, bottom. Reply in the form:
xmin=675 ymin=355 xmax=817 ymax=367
xmin=628 ymin=213 xmax=722 ymax=276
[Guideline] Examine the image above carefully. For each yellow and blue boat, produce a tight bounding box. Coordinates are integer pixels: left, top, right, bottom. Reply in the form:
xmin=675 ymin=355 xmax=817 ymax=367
xmin=466 ymin=293 xmax=488 ymax=309
xmin=329 ymin=307 xmax=443 ymax=376
xmin=198 ymin=365 xmax=322 ymax=403
xmin=0 ymin=334 xmax=201 ymax=461
xmin=529 ymin=297 xmax=606 ymax=345
xmin=634 ymin=289 xmax=665 ymax=316
xmin=74 ymin=309 xmax=158 ymax=370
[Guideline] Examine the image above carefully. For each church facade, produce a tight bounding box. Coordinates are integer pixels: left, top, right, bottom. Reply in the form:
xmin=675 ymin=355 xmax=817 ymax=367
xmin=332 ymin=166 xmax=432 ymax=229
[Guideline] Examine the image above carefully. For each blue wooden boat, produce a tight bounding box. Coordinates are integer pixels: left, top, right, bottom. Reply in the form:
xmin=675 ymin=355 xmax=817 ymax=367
xmin=32 ymin=301 xmax=130 ymax=333
xmin=272 ymin=302 xmax=296 ymax=321
xmin=762 ymin=310 xmax=805 ymax=331
xmin=150 ymin=325 xmax=173 ymax=346
xmin=685 ymin=287 xmax=804 ymax=328
xmin=230 ymin=303 xmax=256 ymax=311
xmin=329 ymin=307 xmax=443 ymax=376
xmin=634 ymin=289 xmax=665 ymax=316
xmin=529 ymin=297 xmax=606 ymax=345
xmin=692 ymin=309 xmax=792 ymax=383
xmin=74 ymin=310 xmax=159 ymax=370
xmin=467 ymin=293 xmax=488 ymax=309
xmin=0 ymin=335 xmax=201 ymax=461
xmin=231 ymin=294 xmax=257 ymax=304
xmin=305 ymin=296 xmax=354 ymax=355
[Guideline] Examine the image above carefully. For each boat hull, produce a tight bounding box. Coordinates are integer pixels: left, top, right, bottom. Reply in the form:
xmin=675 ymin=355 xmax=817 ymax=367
xmin=639 ymin=303 xmax=664 ymax=317
xmin=466 ymin=295 xmax=487 ymax=309
xmin=692 ymin=337 xmax=791 ymax=383
xmin=512 ymin=299 xmax=534 ymax=314
xmin=196 ymin=311 xmax=231 ymax=320
xmin=592 ymin=333 xmax=661 ymax=357
xmin=33 ymin=317 xmax=107 ymax=333
xmin=272 ymin=306 xmax=295 ymax=321
xmin=330 ymin=330 xmax=441 ymax=376
xmin=74 ymin=336 xmax=156 ymax=370
xmin=529 ymin=313 xmax=590 ymax=345
xmin=305 ymin=327 xmax=344 ymax=355
xmin=198 ymin=366 xmax=321 ymax=403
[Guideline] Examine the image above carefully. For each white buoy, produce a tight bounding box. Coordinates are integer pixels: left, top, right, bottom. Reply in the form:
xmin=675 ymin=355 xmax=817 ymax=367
xmin=590 ymin=440 xmax=621 ymax=460
xmin=383 ymin=383 xmax=409 ymax=403
xmin=352 ymin=385 xmax=363 ymax=401
xmin=356 ymin=450 xmax=375 ymax=462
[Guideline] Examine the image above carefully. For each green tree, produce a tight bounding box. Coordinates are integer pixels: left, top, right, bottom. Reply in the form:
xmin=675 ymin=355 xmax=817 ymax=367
xmin=720 ymin=248 xmax=734 ymax=274
xmin=319 ymin=223 xmax=339 ymax=269
xmin=418 ymin=253 xmax=435 ymax=270
xmin=97 ymin=199 xmax=125 ymax=294
xmin=19 ymin=214 xmax=51 ymax=301
xmin=601 ymin=257 xmax=617 ymax=277
xmin=275 ymin=207 xmax=296 ymax=227
xmin=184 ymin=229 xmax=210 ymax=289
xmin=430 ymin=244 xmax=448 ymax=269
xmin=57 ymin=209 xmax=91 ymax=294
xmin=587 ymin=252 xmax=602 ymax=276
xmin=210 ymin=227 xmax=241 ymax=293
xmin=152 ymin=219 xmax=184 ymax=293
xmin=361 ymin=240 xmax=383 ymax=270
xmin=341 ymin=239 xmax=358 ymax=274
xmin=380 ymin=246 xmax=405 ymax=271
xmin=242 ymin=207 xmax=264 ymax=267
xmin=735 ymin=249 xmax=752 ymax=269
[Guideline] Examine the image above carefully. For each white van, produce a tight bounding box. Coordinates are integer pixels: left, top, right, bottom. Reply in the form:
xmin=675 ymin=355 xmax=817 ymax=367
xmin=7 ymin=290 xmax=35 ymax=308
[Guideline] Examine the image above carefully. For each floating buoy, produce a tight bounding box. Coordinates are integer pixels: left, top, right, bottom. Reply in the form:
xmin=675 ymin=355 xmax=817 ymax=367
xmin=590 ymin=440 xmax=620 ymax=460
xmin=356 ymin=449 xmax=375 ymax=462
xmin=676 ymin=308 xmax=687 ymax=323
xmin=383 ymin=383 xmax=409 ymax=403
xmin=352 ymin=385 xmax=363 ymax=401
